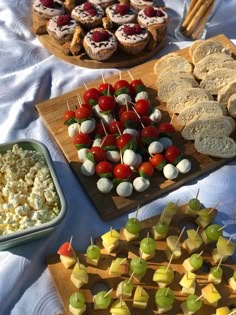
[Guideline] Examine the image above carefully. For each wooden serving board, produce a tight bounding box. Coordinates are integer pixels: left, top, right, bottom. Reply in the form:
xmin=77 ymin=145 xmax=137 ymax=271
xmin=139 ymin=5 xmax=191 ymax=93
xmin=47 ymin=204 xmax=236 ymax=315
xmin=33 ymin=27 xmax=166 ymax=69
xmin=36 ymin=34 xmax=236 ymax=221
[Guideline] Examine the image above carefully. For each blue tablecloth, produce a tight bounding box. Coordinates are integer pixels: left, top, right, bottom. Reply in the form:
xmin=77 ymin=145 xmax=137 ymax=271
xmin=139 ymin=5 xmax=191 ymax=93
xmin=0 ymin=0 xmax=236 ymax=314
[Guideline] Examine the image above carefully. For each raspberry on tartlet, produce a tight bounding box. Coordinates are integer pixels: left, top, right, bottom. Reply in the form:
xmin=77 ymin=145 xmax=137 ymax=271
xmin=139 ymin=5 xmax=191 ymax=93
xmin=71 ymin=2 xmax=104 ymax=29
xmin=105 ymin=3 xmax=137 ymax=27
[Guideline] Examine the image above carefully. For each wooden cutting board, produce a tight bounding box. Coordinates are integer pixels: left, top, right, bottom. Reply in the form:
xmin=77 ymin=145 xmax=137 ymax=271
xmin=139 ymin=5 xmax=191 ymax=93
xmin=36 ymin=34 xmax=236 ymax=221
xmin=47 ymin=204 xmax=236 ymax=315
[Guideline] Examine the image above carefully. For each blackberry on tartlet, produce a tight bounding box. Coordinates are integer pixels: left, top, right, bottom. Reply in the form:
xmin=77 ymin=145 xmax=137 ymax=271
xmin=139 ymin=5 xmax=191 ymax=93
xmin=83 ymin=28 xmax=117 ymax=60
xmin=115 ymin=23 xmax=149 ymax=55
xmin=71 ymin=2 xmax=104 ymax=29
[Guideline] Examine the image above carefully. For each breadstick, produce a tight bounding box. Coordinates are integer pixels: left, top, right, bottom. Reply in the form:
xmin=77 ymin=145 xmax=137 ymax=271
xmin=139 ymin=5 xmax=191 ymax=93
xmin=185 ymin=0 xmax=214 ymax=37
xmin=191 ymin=0 xmax=215 ymax=39
xmin=182 ymin=0 xmax=204 ymax=28
xmin=182 ymin=0 xmax=198 ymax=26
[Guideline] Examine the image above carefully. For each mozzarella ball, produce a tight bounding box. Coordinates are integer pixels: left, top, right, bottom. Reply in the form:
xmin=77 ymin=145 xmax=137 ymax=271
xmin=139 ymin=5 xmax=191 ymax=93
xmin=135 ymin=91 xmax=149 ymax=102
xmin=68 ymin=123 xmax=80 ymax=138
xmin=81 ymin=159 xmax=95 ymax=176
xmin=123 ymin=128 xmax=139 ymax=137
xmin=131 ymin=153 xmax=142 ymax=169
xmin=100 ymin=113 xmax=114 ymax=125
xmin=78 ymin=148 xmax=89 ymax=162
xmin=92 ymin=138 xmax=102 ymax=147
xmin=133 ymin=176 xmax=150 ymax=192
xmin=176 ymin=158 xmax=192 ymax=174
xmin=163 ymin=164 xmax=179 ymax=180
xmin=116 ymin=181 xmax=133 ymax=197
xmin=80 ymin=119 xmax=96 ymax=134
xmin=92 ymin=104 xmax=101 ymax=117
xmin=148 ymin=141 xmax=164 ymax=155
xmin=149 ymin=108 xmax=162 ymax=123
xmin=158 ymin=137 xmax=173 ymax=150
xmin=106 ymin=150 xmax=121 ymax=163
xmin=116 ymin=94 xmax=132 ymax=105
xmin=97 ymin=178 xmax=113 ymax=193
xmin=123 ymin=149 xmax=137 ymax=167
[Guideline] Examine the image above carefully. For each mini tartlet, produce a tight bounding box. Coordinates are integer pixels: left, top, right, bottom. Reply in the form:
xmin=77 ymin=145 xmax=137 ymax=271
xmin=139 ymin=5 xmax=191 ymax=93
xmin=83 ymin=28 xmax=117 ymax=60
xmin=137 ymin=6 xmax=168 ymax=28
xmin=115 ymin=23 xmax=149 ymax=55
xmin=130 ymin=0 xmax=154 ymax=11
xmin=33 ymin=0 xmax=65 ymax=34
xmin=88 ymin=0 xmax=116 ymax=9
xmin=47 ymin=14 xmax=79 ymax=45
xmin=71 ymin=2 xmax=104 ymax=29
xmin=105 ymin=4 xmax=137 ymax=27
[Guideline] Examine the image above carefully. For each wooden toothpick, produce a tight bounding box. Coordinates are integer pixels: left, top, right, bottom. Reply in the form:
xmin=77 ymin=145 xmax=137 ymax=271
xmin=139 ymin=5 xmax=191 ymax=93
xmin=104 ymin=288 xmax=113 ymax=297
xmin=208 ymin=202 xmax=220 ymax=214
xmin=83 ymin=82 xmax=88 ymax=90
xmin=68 ymin=235 xmax=73 ymax=251
xmin=217 ymin=225 xmax=227 ymax=232
xmin=197 ymin=250 xmax=204 ymax=258
xmin=127 ymin=70 xmax=134 ymax=81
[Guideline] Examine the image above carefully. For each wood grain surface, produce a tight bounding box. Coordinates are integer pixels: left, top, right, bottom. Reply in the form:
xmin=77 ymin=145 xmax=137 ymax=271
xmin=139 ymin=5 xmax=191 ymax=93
xmin=35 ymin=34 xmax=236 ymax=221
xmin=47 ymin=204 xmax=236 ymax=315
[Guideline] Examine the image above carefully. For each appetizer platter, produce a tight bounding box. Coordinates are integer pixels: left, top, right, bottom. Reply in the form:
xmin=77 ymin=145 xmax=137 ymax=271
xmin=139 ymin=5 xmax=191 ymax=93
xmin=35 ymin=33 xmax=236 ymax=221
xmin=32 ymin=0 xmax=168 ymax=69
xmin=47 ymin=201 xmax=236 ymax=315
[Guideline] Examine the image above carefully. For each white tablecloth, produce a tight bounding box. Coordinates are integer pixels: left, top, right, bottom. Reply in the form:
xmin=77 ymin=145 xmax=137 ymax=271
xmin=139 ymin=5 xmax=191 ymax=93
xmin=0 ymin=0 xmax=236 ymax=314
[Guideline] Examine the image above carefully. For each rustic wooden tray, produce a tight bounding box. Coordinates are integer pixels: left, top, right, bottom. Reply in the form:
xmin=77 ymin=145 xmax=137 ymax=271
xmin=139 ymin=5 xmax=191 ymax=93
xmin=35 ymin=34 xmax=236 ymax=221
xmin=47 ymin=204 xmax=236 ymax=315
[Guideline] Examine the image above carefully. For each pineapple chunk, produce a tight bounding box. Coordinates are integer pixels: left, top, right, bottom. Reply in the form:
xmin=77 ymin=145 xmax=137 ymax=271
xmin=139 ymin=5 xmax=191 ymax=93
xmin=71 ymin=263 xmax=88 ymax=288
xmin=217 ymin=236 xmax=235 ymax=257
xmin=69 ymin=304 xmax=86 ymax=315
xmin=101 ymin=229 xmax=120 ymax=253
xmin=229 ymin=276 xmax=236 ymax=291
xmin=110 ymin=299 xmax=130 ymax=315
xmin=180 ymin=272 xmax=196 ymax=289
xmin=133 ymin=285 xmax=149 ymax=309
xmin=153 ymin=266 xmax=174 ymax=287
xmin=123 ymin=228 xmax=138 ymax=242
xmin=60 ymin=251 xmax=77 ymax=269
xmin=201 ymin=283 xmax=221 ymax=307
xmin=109 ymin=258 xmax=128 ymax=276
xmin=215 ymin=306 xmax=230 ymax=315
xmin=166 ymin=235 xmax=182 ymax=259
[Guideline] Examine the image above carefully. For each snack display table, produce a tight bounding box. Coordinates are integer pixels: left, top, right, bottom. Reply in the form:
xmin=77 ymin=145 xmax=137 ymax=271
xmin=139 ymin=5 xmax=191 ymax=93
xmin=0 ymin=1 xmax=236 ymax=315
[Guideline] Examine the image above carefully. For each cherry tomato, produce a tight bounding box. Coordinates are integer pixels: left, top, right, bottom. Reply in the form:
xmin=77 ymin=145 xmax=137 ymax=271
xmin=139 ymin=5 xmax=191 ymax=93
xmin=114 ymin=79 xmax=131 ymax=96
xmin=120 ymin=110 xmax=139 ymax=129
xmin=134 ymin=99 xmax=151 ymax=116
xmin=116 ymin=133 xmax=137 ymax=152
xmin=83 ymin=88 xmax=100 ymax=106
xmin=73 ymin=133 xmax=91 ymax=149
xmin=138 ymin=161 xmax=154 ymax=178
xmin=141 ymin=126 xmax=159 ymax=145
xmin=89 ymin=146 xmax=106 ymax=163
xmin=63 ymin=110 xmax=76 ymax=125
xmin=113 ymin=163 xmax=132 ymax=179
xmin=101 ymin=134 xmax=117 ymax=151
xmin=96 ymin=161 xmax=113 ymax=178
xmin=158 ymin=122 xmax=175 ymax=137
xmin=98 ymin=95 xmax=116 ymax=112
xmin=150 ymin=153 xmax=166 ymax=171
xmin=108 ymin=120 xmax=124 ymax=134
xmin=140 ymin=115 xmax=152 ymax=127
xmin=98 ymin=83 xmax=115 ymax=95
xmin=164 ymin=145 xmax=182 ymax=164
xmin=75 ymin=106 xmax=92 ymax=122
xmin=130 ymin=79 xmax=146 ymax=94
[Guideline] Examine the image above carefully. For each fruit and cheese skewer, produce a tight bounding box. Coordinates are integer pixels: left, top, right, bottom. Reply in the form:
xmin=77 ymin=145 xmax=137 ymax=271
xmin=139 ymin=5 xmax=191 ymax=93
xmin=201 ymin=283 xmax=222 ymax=307
xmin=155 ymin=287 xmax=175 ymax=314
xmin=228 ymin=270 xmax=236 ymax=291
xmin=57 ymin=236 xmax=77 ymax=269
xmin=185 ymin=189 xmax=201 ymax=217
xmin=101 ymin=227 xmax=120 ymax=253
xmin=86 ymin=237 xmax=101 ymax=266
xmin=129 ymin=255 xmax=147 ymax=282
xmin=93 ymin=289 xmax=113 ymax=310
xmin=213 ymin=307 xmax=231 ymax=315
xmin=71 ymin=257 xmax=88 ymax=289
xmin=159 ymin=200 xmax=179 ymax=225
xmin=109 ymin=257 xmax=129 ymax=276
xmin=195 ymin=203 xmax=218 ymax=228
xmin=182 ymin=227 xmax=203 ymax=254
xmin=179 ymin=271 xmax=196 ymax=295
xmin=133 ymin=285 xmax=149 ymax=309
xmin=183 ymin=251 xmax=204 ymax=272
xmin=165 ymin=226 xmax=185 ymax=260
xmin=201 ymin=224 xmax=225 ymax=244
xmin=180 ymin=294 xmax=203 ymax=315
xmin=153 ymin=255 xmax=174 ymax=287
xmin=208 ymin=258 xmax=223 ymax=285
xmin=152 ymin=219 xmax=169 ymax=240
xmin=139 ymin=232 xmax=156 ymax=260
xmin=110 ymin=297 xmax=131 ymax=315
xmin=116 ymin=272 xmax=134 ymax=298
xmin=212 ymin=234 xmax=235 ymax=263
xmin=69 ymin=292 xmax=86 ymax=315
xmin=123 ymin=206 xmax=141 ymax=242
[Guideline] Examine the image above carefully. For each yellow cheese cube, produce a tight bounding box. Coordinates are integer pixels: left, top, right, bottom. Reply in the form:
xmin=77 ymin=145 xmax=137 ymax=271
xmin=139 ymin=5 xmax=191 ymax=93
xmin=133 ymin=285 xmax=149 ymax=309
xmin=101 ymin=229 xmax=120 ymax=253
xmin=217 ymin=236 xmax=235 ymax=257
xmin=215 ymin=306 xmax=230 ymax=315
xmin=201 ymin=283 xmax=221 ymax=307
xmin=123 ymin=228 xmax=138 ymax=242
xmin=180 ymin=272 xmax=196 ymax=289
xmin=229 ymin=276 xmax=236 ymax=291
xmin=69 ymin=304 xmax=86 ymax=315
xmin=110 ymin=299 xmax=130 ymax=315
xmin=60 ymin=252 xmax=77 ymax=269
xmin=109 ymin=258 xmax=128 ymax=276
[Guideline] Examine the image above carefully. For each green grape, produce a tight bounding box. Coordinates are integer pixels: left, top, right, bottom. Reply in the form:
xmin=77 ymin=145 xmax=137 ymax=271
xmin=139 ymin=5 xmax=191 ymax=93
xmin=211 ymin=266 xmax=223 ymax=279
xmin=233 ymin=270 xmax=236 ymax=281
xmin=86 ymin=245 xmax=101 ymax=260
xmin=129 ymin=257 xmax=147 ymax=276
xmin=188 ymin=198 xmax=201 ymax=211
xmin=185 ymin=294 xmax=202 ymax=312
xmin=189 ymin=253 xmax=203 ymax=270
xmin=122 ymin=279 xmax=134 ymax=293
xmin=140 ymin=237 xmax=156 ymax=254
xmin=155 ymin=221 xmax=169 ymax=235
xmin=205 ymin=224 xmax=222 ymax=241
xmin=164 ymin=202 xmax=177 ymax=215
xmin=70 ymin=292 xmax=85 ymax=309
xmin=155 ymin=287 xmax=174 ymax=308
xmin=125 ymin=218 xmax=141 ymax=235
xmin=94 ymin=291 xmax=112 ymax=309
